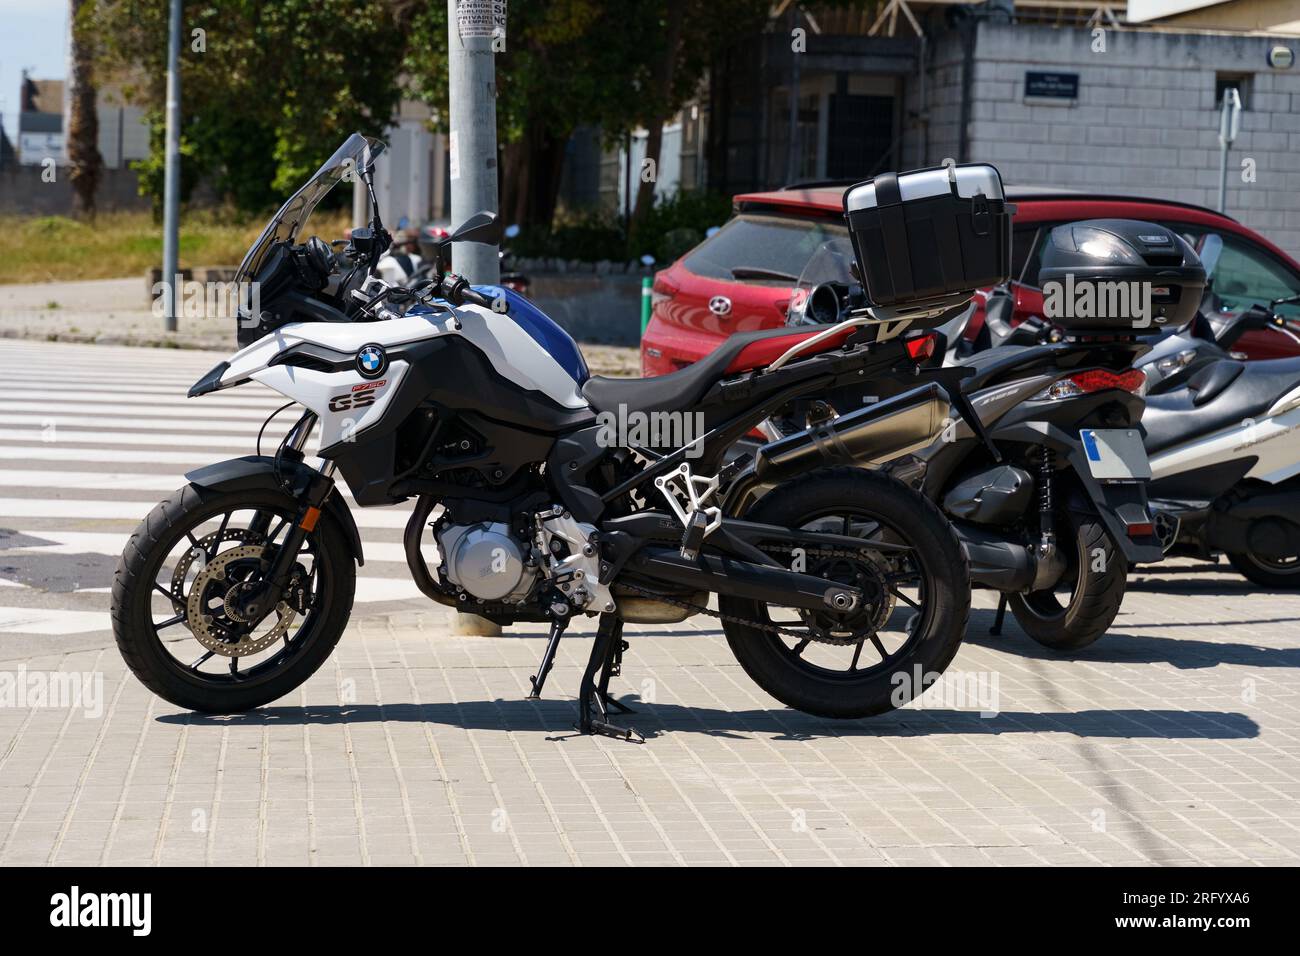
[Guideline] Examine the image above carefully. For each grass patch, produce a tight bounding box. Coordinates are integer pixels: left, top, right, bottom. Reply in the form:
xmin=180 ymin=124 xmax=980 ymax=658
xmin=0 ymin=208 xmax=352 ymax=284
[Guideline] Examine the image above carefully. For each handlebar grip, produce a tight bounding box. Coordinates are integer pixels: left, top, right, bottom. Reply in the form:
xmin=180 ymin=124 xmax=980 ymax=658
xmin=440 ymin=274 xmax=500 ymax=310
xmin=462 ymin=287 xmax=498 ymax=309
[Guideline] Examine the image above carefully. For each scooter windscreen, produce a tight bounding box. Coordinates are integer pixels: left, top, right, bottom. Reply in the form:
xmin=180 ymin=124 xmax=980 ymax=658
xmin=786 ymin=238 xmax=864 ymax=328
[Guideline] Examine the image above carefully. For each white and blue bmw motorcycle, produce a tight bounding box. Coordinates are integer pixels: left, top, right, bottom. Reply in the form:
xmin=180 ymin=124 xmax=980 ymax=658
xmin=112 ymin=134 xmax=983 ymax=736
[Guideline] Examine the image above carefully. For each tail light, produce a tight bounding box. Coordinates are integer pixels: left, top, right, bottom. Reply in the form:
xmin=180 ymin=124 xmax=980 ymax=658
xmin=651 ymin=276 xmax=677 ymax=309
xmin=1036 ymin=368 xmax=1147 ymax=400
xmin=904 ymin=331 xmax=938 ymax=362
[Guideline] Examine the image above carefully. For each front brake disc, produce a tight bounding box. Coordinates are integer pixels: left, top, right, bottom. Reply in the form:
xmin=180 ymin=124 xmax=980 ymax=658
xmin=185 ymin=545 xmax=296 ymax=657
xmin=169 ymin=527 xmax=264 ymax=612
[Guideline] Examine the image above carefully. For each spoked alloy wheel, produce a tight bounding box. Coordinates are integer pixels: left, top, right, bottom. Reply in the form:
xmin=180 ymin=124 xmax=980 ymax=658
xmin=111 ymin=485 xmax=356 ymax=713
xmin=721 ymin=469 xmax=969 ymax=719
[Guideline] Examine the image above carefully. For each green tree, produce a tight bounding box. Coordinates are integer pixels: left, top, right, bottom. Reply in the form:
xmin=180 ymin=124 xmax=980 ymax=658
xmin=403 ymin=1 xmax=770 ymax=236
xmin=88 ymin=0 xmax=405 ymax=215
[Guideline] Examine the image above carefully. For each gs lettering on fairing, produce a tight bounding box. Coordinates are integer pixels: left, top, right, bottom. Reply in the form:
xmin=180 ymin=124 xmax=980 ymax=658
xmin=110 ymin=133 xmax=997 ymax=740
xmin=327 ymin=379 xmax=386 ymax=413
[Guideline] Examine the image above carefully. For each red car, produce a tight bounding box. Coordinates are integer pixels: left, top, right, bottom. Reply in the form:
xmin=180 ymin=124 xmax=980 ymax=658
xmin=641 ymin=185 xmax=1300 ymax=375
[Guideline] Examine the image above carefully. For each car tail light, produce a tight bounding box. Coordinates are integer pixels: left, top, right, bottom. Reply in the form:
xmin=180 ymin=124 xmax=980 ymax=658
xmin=904 ymin=332 xmax=938 ymax=362
xmin=1037 ymin=368 xmax=1147 ymax=400
xmin=651 ymin=277 xmax=677 ymax=308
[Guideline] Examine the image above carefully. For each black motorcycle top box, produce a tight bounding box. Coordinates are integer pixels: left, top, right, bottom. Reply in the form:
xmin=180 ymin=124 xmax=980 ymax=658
xmin=843 ymin=163 xmax=1013 ymax=310
xmin=1038 ymin=219 xmax=1206 ymax=332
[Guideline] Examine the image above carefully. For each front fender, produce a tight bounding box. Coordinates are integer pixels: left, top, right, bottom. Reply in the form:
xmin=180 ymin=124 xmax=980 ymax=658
xmin=184 ymin=455 xmax=364 ymax=566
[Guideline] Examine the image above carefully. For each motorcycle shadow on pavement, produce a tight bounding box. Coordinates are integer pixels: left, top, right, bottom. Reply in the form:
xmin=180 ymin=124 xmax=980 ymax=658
xmin=153 ymin=700 xmax=1258 ymax=742
xmin=965 ymin=608 xmax=1300 ymax=670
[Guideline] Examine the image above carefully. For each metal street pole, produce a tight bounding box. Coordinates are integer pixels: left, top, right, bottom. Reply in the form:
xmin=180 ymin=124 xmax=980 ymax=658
xmin=447 ymin=0 xmax=500 ymax=286
xmin=447 ymin=0 xmax=501 ymax=636
xmin=161 ymin=0 xmax=182 ymax=332
xmin=1217 ymin=86 xmax=1241 ymax=214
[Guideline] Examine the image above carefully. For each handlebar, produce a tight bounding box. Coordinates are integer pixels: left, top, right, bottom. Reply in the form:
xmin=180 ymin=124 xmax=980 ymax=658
xmin=437 ymin=273 xmax=498 ymax=310
xmin=1215 ymin=302 xmax=1291 ymax=350
xmin=347 ymin=271 xmax=503 ymax=323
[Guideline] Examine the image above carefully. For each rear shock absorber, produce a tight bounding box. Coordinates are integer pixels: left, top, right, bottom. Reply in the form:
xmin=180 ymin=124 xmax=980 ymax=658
xmin=1037 ymin=446 xmax=1056 ymax=561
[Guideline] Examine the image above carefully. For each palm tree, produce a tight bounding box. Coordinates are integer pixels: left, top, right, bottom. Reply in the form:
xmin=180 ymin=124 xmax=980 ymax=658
xmin=67 ymin=0 xmax=104 ymax=218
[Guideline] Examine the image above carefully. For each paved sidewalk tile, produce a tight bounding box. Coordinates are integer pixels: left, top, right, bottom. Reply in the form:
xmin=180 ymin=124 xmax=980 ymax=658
xmin=0 ymin=560 xmax=1297 ymax=866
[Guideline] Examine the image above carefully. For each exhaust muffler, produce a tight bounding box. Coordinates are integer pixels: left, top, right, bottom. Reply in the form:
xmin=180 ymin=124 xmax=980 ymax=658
xmin=724 ymin=383 xmax=950 ymax=515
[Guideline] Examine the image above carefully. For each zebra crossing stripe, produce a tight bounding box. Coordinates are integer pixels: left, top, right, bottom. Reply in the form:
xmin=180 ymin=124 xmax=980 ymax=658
xmin=0 ymin=498 xmax=408 ymax=529
xmin=1 ymin=528 xmax=412 ymax=564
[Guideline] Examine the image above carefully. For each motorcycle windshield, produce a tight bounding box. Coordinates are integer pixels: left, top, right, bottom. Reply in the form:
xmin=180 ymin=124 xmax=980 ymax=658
xmin=787 ymin=237 xmax=858 ymax=326
xmin=234 ymin=133 xmax=386 ymax=284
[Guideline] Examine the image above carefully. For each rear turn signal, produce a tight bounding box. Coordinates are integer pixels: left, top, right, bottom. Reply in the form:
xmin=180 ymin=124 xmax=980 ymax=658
xmin=1037 ymin=368 xmax=1146 ymax=401
xmin=904 ymin=332 xmax=938 ymax=362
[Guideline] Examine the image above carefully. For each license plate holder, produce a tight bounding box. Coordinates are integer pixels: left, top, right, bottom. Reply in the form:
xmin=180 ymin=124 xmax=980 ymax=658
xmin=1080 ymin=428 xmax=1151 ymax=481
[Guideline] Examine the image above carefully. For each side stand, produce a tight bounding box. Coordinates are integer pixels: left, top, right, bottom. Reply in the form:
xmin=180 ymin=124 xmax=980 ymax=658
xmin=577 ymin=613 xmax=642 ymax=742
xmin=528 ymin=615 xmax=568 ymax=700
xmin=989 ymin=594 xmax=1008 ymax=636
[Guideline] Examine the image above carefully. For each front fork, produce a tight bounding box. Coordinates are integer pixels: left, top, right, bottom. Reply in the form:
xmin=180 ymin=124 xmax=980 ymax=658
xmin=240 ymin=412 xmax=337 ymax=623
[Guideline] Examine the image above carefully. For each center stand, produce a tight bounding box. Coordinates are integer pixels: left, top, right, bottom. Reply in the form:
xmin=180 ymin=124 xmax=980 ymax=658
xmin=577 ymin=614 xmax=642 ymax=742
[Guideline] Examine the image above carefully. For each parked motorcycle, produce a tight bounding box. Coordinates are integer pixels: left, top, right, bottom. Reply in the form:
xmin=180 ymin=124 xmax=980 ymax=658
xmin=111 ymin=135 xmax=996 ymax=736
xmin=962 ymin=229 xmax=1300 ymax=588
xmin=1137 ymin=296 xmax=1300 ymax=587
xmin=375 ymin=226 xmax=424 ymax=286
xmin=408 ymin=220 xmax=530 ymax=294
xmin=784 ymin=217 xmax=1199 ymax=649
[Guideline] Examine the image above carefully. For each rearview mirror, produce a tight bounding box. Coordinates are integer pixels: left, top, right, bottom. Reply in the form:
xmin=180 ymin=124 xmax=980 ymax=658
xmin=350 ymin=228 xmax=375 ymax=254
xmin=450 ymin=211 xmax=502 ymax=246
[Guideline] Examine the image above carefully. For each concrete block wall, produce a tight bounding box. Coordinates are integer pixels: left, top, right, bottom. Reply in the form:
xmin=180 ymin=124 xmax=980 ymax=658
xmin=967 ymin=23 xmax=1300 ymax=258
xmin=901 ymin=31 xmax=967 ymax=170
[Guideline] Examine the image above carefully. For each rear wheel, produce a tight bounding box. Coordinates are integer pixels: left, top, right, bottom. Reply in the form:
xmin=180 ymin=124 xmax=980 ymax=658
xmin=721 ymin=469 xmax=970 ymax=719
xmin=1227 ymin=550 xmax=1300 ymax=589
xmin=1008 ymin=515 xmax=1126 ymax=650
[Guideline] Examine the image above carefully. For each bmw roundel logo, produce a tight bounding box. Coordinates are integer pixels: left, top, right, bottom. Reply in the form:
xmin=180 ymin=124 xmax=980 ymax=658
xmin=356 ymin=344 xmax=387 ymax=378
xmin=708 ymin=295 xmax=732 ymax=316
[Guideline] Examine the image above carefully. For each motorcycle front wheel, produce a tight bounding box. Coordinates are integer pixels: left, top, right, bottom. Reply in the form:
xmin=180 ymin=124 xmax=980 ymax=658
xmin=721 ymin=468 xmax=970 ymax=719
xmin=111 ymin=484 xmax=356 ymax=713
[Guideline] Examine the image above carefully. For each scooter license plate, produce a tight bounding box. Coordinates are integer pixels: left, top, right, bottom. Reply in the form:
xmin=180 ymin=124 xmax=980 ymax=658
xmin=1079 ymin=428 xmax=1151 ymax=481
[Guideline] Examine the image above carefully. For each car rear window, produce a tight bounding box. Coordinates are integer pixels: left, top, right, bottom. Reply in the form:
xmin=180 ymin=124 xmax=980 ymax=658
xmin=680 ymin=213 xmax=849 ymax=285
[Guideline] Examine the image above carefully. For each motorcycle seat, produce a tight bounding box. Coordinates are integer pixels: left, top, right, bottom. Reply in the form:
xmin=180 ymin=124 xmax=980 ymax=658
xmin=581 ymin=326 xmax=854 ymax=415
xmin=1187 ymin=359 xmax=1243 ymax=406
xmin=1142 ymin=356 xmax=1300 ymax=455
xmin=957 ymin=344 xmax=1047 ymax=389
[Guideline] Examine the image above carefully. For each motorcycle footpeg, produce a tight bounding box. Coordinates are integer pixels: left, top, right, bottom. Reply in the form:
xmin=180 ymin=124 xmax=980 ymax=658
xmin=679 ymin=511 xmax=711 ymax=561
